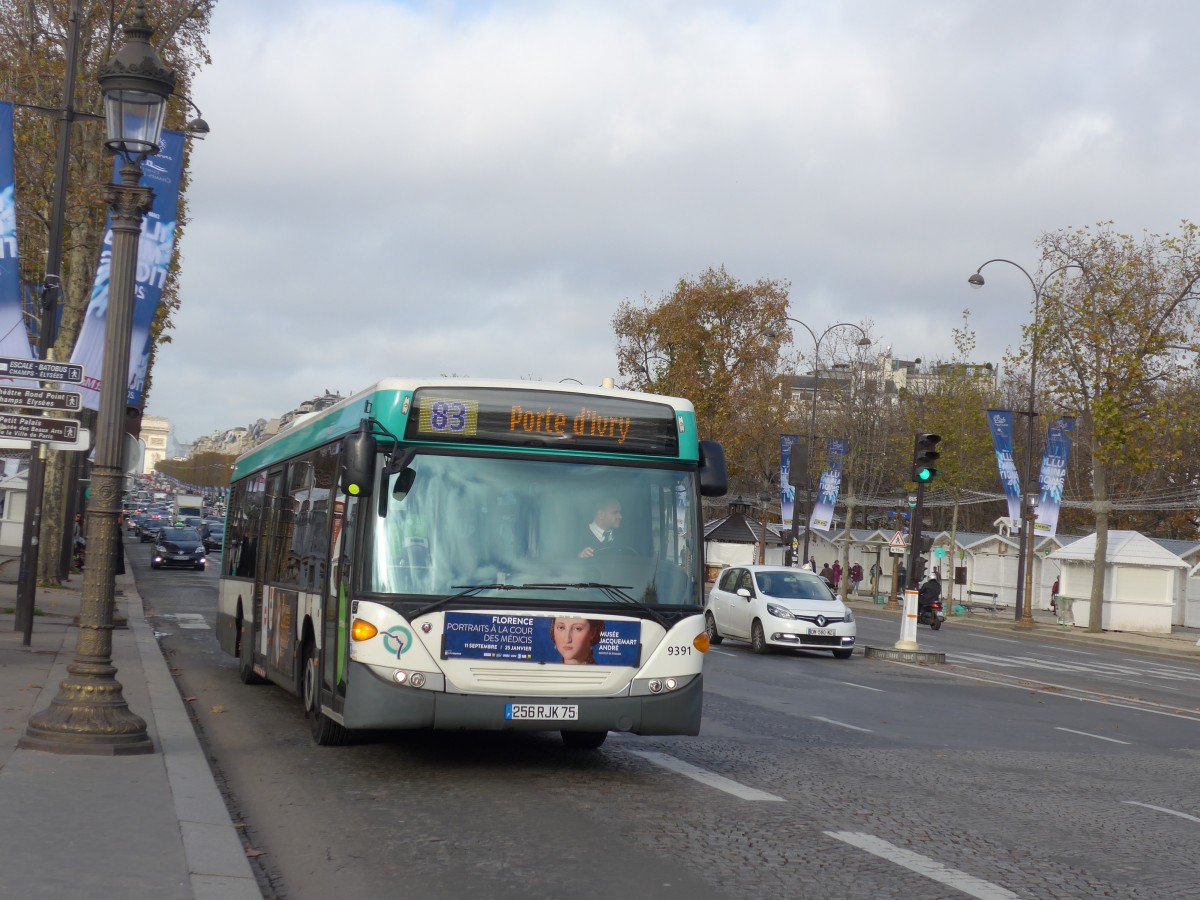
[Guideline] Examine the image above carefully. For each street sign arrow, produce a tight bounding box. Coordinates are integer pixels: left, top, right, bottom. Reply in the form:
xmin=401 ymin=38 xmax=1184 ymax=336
xmin=0 ymin=357 xmax=84 ymax=384
xmin=0 ymin=412 xmax=81 ymax=443
xmin=0 ymin=385 xmax=83 ymax=412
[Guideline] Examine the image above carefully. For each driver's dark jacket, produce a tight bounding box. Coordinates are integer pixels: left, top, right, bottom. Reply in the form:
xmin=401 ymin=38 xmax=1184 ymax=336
xmin=918 ymin=579 xmax=940 ymax=609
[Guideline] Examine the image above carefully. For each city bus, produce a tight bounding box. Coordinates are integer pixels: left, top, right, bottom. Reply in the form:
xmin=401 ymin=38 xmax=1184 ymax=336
xmin=216 ymin=378 xmax=727 ymax=748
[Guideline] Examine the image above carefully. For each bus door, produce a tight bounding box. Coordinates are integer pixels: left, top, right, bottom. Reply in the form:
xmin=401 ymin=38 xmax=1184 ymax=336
xmin=257 ymin=466 xmax=300 ymax=687
xmin=318 ymin=489 xmax=356 ymax=715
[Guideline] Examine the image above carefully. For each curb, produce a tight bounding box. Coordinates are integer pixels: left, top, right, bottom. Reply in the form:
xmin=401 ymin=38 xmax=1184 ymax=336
xmin=848 ymin=598 xmax=1200 ymax=662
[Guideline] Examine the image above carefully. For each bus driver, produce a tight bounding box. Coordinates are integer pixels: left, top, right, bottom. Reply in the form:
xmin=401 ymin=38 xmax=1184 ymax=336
xmin=577 ymin=499 xmax=623 ymax=559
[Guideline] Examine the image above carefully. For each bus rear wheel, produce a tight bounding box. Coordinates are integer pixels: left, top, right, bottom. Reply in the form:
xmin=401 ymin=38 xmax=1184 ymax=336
xmin=561 ymin=730 xmax=607 ymax=750
xmin=238 ymin=618 xmax=267 ymax=685
xmin=304 ymin=637 xmax=349 ymax=746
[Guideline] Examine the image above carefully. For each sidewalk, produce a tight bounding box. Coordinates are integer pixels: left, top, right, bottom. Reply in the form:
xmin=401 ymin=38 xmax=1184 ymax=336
xmin=847 ymin=592 xmax=1200 ymax=660
xmin=0 ymin=568 xmax=261 ymax=899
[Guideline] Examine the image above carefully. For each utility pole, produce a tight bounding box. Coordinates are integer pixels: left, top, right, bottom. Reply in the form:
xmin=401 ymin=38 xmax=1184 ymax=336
xmin=15 ymin=0 xmax=83 ymax=642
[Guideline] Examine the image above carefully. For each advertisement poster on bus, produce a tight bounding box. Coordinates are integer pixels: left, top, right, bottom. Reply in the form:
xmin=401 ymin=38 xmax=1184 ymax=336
xmin=442 ymin=612 xmax=640 ymax=666
xmin=0 ymin=101 xmax=35 ymax=375
xmin=70 ymin=130 xmax=184 ymax=410
xmin=808 ymin=438 xmax=848 ymax=532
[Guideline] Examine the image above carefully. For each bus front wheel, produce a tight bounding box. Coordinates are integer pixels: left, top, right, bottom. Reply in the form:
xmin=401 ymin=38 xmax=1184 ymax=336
xmin=561 ymin=730 xmax=607 ymax=750
xmin=304 ymin=637 xmax=349 ymax=746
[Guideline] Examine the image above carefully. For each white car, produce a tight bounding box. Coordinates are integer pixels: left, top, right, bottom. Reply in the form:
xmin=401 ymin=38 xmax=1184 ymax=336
xmin=705 ymin=565 xmax=856 ymax=658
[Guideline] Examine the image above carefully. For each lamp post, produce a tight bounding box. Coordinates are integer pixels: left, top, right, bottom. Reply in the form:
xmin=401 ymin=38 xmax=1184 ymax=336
xmin=783 ymin=317 xmax=871 ymax=568
xmin=21 ymin=1 xmax=175 ymax=754
xmin=968 ymin=259 xmax=1081 ymax=630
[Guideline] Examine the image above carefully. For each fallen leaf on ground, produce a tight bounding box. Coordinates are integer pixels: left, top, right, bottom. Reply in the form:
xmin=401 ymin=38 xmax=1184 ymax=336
xmin=246 ymin=848 xmax=266 ymax=858
xmin=210 ymin=705 xmax=226 ymax=714
xmin=183 ymin=696 xmax=198 ymax=702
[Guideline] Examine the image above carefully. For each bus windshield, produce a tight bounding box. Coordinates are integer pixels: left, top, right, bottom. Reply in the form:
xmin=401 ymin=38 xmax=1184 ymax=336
xmin=364 ymin=453 xmax=701 ymax=607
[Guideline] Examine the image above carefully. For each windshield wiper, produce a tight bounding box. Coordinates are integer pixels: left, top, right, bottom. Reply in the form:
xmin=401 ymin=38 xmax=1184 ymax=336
xmin=521 ymin=582 xmax=669 ymax=629
xmin=410 ymin=582 xmax=565 ymax=619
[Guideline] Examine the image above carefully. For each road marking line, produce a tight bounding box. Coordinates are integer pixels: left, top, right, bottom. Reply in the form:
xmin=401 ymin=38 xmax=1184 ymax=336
xmin=1054 ymin=727 xmax=1131 ymax=744
xmin=1122 ymin=801 xmax=1200 ymax=824
xmin=975 ymin=635 xmax=1020 ymax=643
xmin=920 ymin=665 xmax=1200 ymax=723
xmin=811 ymin=715 xmax=872 ymax=733
xmin=175 ymin=614 xmax=210 ymax=630
xmin=838 ymin=681 xmax=885 ymax=692
xmin=1123 ymin=659 xmax=1198 ymax=672
xmin=1051 ymin=647 xmax=1096 ymax=655
xmin=627 ymin=751 xmax=785 ymax=802
xmin=824 ymin=832 xmax=1020 ymax=900
xmin=709 ymin=649 xmax=737 ymax=657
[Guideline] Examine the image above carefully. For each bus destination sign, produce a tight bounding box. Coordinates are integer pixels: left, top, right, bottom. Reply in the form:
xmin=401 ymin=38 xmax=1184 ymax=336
xmin=0 ymin=386 xmax=83 ymax=412
xmin=405 ymin=387 xmax=680 ymax=456
xmin=0 ymin=357 xmax=84 ymax=384
xmin=0 ymin=412 xmax=80 ymax=444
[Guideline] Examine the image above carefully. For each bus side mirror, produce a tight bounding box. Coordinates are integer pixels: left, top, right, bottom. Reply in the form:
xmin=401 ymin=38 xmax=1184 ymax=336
xmin=698 ymin=440 xmax=728 ymax=497
xmin=340 ymin=423 xmax=378 ymax=497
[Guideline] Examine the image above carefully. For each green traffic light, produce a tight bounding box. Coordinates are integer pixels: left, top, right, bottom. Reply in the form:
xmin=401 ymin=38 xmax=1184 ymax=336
xmin=917 ymin=468 xmax=932 ymax=481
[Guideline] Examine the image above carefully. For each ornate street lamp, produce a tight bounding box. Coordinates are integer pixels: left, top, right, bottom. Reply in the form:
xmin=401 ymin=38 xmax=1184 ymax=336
xmin=22 ymin=2 xmax=175 ymax=754
xmin=968 ymin=259 xmax=1082 ymax=630
xmin=783 ymin=318 xmax=871 ymax=568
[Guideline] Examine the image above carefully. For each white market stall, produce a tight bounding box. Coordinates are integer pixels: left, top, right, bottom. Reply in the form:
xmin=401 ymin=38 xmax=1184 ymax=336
xmin=1049 ymin=531 xmax=1187 ymax=634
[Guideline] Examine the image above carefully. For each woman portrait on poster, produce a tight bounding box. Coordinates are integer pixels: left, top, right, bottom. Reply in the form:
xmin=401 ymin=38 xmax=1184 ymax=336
xmin=550 ymin=617 xmax=605 ymax=665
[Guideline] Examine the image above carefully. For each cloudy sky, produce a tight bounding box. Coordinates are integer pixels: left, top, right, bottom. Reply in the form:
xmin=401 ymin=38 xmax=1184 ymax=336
xmin=145 ymin=0 xmax=1200 ymax=444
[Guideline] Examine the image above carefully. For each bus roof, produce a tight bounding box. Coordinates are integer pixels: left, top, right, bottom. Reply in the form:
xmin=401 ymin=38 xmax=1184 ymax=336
xmin=231 ymin=377 xmax=701 ymax=480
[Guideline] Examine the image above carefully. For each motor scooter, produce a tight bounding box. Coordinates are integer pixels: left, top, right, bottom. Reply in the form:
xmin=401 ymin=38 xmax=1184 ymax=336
xmin=917 ymin=599 xmax=945 ymax=630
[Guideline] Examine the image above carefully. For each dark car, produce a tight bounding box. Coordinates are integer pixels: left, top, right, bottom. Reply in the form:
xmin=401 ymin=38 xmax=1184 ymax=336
xmin=199 ymin=523 xmax=224 ymax=553
xmin=151 ymin=528 xmax=207 ymax=571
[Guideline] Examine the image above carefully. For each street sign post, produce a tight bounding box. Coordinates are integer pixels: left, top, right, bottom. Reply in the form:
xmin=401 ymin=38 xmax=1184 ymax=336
xmin=0 ymin=385 xmax=83 ymax=411
xmin=0 ymin=412 xmax=80 ymax=443
xmin=0 ymin=357 xmax=84 ymax=384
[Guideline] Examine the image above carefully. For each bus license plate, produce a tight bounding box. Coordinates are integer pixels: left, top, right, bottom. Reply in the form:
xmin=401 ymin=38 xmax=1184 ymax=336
xmin=807 ymin=627 xmax=835 ymax=636
xmin=506 ymin=704 xmax=578 ymax=721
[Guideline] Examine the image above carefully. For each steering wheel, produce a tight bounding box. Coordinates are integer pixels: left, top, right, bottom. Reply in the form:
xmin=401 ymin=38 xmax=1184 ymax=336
xmin=593 ymin=544 xmax=641 ymax=558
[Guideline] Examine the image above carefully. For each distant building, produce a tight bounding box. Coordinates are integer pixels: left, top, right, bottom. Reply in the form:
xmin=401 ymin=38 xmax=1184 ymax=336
xmin=141 ymin=416 xmax=170 ymax=474
xmin=189 ymin=391 xmax=344 ymax=457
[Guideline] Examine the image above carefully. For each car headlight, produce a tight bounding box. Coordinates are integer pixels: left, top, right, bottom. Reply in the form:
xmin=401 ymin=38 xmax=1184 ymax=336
xmin=843 ymin=608 xmax=854 ymax=623
xmin=766 ymin=603 xmax=796 ymax=620
xmin=195 ymin=547 xmax=205 ymax=554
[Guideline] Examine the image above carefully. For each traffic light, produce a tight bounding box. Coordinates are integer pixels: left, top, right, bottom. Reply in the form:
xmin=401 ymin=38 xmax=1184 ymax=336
xmin=913 ymin=432 xmax=942 ymax=483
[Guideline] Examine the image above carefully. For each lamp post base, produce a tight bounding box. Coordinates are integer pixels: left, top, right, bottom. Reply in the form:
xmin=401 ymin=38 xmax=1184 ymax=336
xmin=19 ymin=657 xmax=154 ymax=756
xmin=1013 ymin=615 xmax=1036 ymax=631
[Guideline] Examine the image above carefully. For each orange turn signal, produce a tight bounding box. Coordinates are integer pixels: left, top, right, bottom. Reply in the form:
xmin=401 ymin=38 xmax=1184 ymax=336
xmin=692 ymin=633 xmax=710 ymax=653
xmin=351 ymin=618 xmax=378 ymax=641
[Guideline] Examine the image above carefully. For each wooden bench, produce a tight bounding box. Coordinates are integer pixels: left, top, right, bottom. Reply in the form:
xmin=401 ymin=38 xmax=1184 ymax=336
xmin=961 ymin=590 xmax=1002 ymax=615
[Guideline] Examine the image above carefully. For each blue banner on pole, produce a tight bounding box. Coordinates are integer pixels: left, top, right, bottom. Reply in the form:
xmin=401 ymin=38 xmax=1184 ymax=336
xmin=780 ymin=434 xmax=801 ymax=528
xmin=808 ymin=438 xmax=848 ymax=533
xmin=1035 ymin=416 xmax=1075 ymax=538
xmin=986 ymin=409 xmax=1022 ymax=523
xmin=70 ymin=130 xmax=185 ymax=410
xmin=0 ymin=101 xmax=35 ymax=374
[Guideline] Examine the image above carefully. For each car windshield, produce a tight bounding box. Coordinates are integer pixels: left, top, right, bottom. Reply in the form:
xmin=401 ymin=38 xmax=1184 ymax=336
xmin=365 ymin=453 xmax=701 ymax=607
xmin=754 ymin=571 xmax=835 ymax=601
xmin=162 ymin=528 xmax=201 ymax=542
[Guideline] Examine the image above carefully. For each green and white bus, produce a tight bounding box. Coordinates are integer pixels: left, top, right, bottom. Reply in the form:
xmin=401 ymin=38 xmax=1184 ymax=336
xmin=217 ymin=378 xmax=727 ymax=748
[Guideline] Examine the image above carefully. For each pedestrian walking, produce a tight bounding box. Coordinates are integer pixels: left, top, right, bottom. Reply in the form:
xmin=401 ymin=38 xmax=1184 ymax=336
xmin=831 ymin=560 xmax=842 ymax=588
xmin=1050 ymin=576 xmax=1060 ymax=613
xmin=850 ymin=563 xmax=863 ymax=595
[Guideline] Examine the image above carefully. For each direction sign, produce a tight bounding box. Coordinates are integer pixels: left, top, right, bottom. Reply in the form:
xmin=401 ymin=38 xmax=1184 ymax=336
xmin=0 ymin=357 xmax=83 ymax=384
xmin=0 ymin=385 xmax=82 ymax=412
xmin=0 ymin=412 xmax=80 ymax=443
